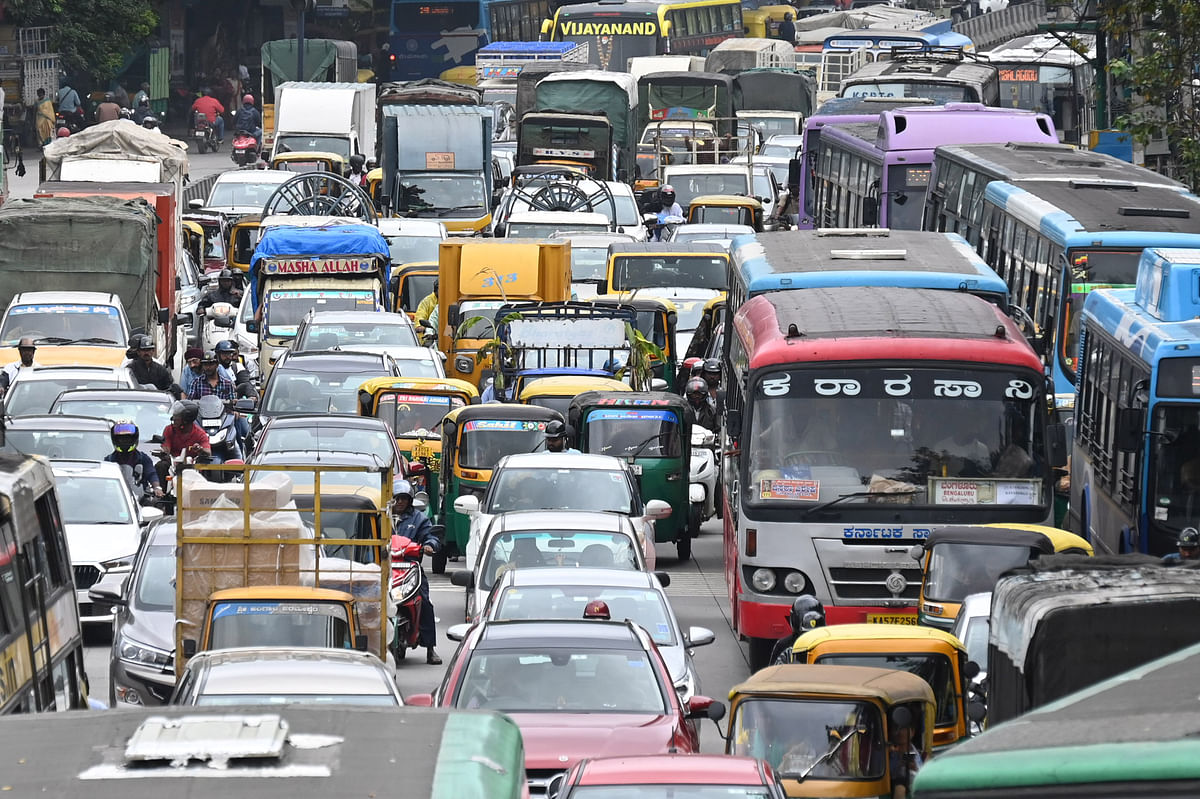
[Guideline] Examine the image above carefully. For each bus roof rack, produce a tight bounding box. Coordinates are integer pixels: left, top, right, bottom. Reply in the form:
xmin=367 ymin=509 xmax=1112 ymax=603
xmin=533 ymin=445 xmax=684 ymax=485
xmin=830 ymin=249 xmax=907 ymax=260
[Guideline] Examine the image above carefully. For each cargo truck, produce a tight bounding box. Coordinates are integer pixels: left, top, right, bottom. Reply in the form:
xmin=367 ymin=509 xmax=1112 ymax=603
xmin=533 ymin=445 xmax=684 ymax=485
xmin=534 ymin=70 xmax=638 ymax=182
xmin=260 ymin=38 xmax=358 ymax=149
xmin=381 ymin=104 xmax=493 ymax=236
xmin=270 ymin=81 xmax=377 ymax=171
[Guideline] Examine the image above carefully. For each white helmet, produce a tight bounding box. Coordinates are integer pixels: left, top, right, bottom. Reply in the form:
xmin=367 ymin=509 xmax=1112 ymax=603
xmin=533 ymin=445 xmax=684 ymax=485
xmin=393 ymin=479 xmax=414 ymax=499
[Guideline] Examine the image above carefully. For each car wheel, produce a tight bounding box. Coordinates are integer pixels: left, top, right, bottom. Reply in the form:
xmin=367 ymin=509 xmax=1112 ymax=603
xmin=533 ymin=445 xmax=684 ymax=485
xmin=392 ymin=642 xmax=406 ymax=662
xmin=676 ymin=534 xmax=692 ymax=561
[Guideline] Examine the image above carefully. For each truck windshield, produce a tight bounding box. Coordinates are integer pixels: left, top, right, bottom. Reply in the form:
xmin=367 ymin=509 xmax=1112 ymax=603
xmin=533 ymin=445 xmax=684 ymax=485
xmin=208 ymin=600 xmax=353 ymax=649
xmin=507 ymin=221 xmax=610 ymax=238
xmin=274 ymin=134 xmax=351 ymax=160
xmin=729 ymin=698 xmax=885 ymax=779
xmin=0 ymin=303 xmax=125 ymax=346
xmin=386 ymin=234 xmax=442 ymax=266
xmin=611 ymin=255 xmax=726 ymax=291
xmin=397 ymin=175 xmax=487 ymax=215
xmin=265 ymin=290 xmax=377 ymax=337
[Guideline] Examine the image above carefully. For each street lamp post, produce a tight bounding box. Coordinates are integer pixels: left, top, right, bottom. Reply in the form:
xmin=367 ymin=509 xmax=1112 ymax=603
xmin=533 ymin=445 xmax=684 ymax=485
xmin=292 ymin=0 xmax=316 ymax=79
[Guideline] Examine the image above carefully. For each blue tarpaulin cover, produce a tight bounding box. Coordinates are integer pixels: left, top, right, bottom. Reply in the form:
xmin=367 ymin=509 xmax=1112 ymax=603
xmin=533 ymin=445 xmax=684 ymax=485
xmin=250 ymin=224 xmax=391 ymax=309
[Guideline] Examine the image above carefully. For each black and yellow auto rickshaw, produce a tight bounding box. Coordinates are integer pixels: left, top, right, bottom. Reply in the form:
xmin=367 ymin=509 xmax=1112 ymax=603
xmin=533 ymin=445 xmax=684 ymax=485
xmin=588 ymin=295 xmax=679 ymax=385
xmin=687 ymin=194 xmax=764 ymax=231
xmin=394 ymin=261 xmax=438 ymax=322
xmin=437 ymin=404 xmax=564 ymax=568
xmin=568 ymin=390 xmax=694 ymax=559
xmin=226 ymin=213 xmax=263 ymax=274
xmin=909 ymin=524 xmax=1093 ymax=631
xmin=727 ymin=664 xmax=936 ymax=798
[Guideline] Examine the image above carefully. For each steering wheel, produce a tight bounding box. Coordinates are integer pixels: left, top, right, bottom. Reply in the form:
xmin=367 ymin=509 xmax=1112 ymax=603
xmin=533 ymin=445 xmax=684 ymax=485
xmin=531 ymin=182 xmax=592 ymax=212
xmin=783 ymin=450 xmax=849 ymax=468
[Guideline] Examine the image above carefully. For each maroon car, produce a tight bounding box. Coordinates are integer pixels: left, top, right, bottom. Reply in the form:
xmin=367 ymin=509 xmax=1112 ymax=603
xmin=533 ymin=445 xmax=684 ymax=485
xmin=407 ymin=618 xmax=725 ymax=793
xmin=554 ymin=754 xmax=788 ymax=799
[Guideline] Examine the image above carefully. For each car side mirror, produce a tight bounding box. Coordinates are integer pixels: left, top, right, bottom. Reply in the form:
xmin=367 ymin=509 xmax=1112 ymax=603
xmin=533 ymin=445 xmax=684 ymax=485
xmin=87 ymin=584 xmax=126 ymax=607
xmin=650 ymin=378 xmax=669 ymax=391
xmin=1114 ymin=408 xmax=1143 ymax=453
xmin=188 ymin=198 xmax=204 ymax=210
xmin=967 ymin=700 xmax=987 ymax=723
xmin=450 ymin=569 xmax=475 ymax=589
xmin=446 ymin=623 xmax=470 ymax=642
xmin=140 ymin=506 xmax=164 ymax=525
xmin=182 ymin=638 xmax=198 ymax=659
xmin=150 ymin=434 xmax=164 ymax=444
xmin=354 ymin=634 xmax=369 ymax=652
xmin=234 ymin=398 xmax=256 ymax=412
xmin=406 ymin=693 xmax=434 ymax=706
xmin=157 ymin=308 xmax=170 ymax=325
xmin=686 ymin=696 xmax=726 ymax=721
xmin=685 ymin=626 xmax=715 ymax=647
xmin=963 ymin=660 xmax=981 ymax=680
xmin=644 ymin=499 xmax=671 ymax=520
xmin=454 ymin=495 xmax=480 ymax=516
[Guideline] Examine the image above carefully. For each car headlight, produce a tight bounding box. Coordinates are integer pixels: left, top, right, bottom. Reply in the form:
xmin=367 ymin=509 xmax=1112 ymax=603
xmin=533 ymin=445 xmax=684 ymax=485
xmin=783 ymin=571 xmax=808 ymax=594
xmin=100 ymin=554 xmax=135 ymax=573
xmin=751 ymin=568 xmax=776 ymax=592
xmin=116 ymin=634 xmax=172 ymax=669
xmin=454 ymin=355 xmax=475 ymax=374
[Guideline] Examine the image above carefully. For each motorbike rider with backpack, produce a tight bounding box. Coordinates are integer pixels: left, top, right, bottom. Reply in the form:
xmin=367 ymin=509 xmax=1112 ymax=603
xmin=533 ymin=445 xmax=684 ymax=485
xmin=390 ymin=480 xmax=442 ymax=665
xmin=770 ymin=595 xmax=826 ymax=665
xmin=232 ymin=94 xmax=262 ymax=149
xmin=104 ymin=422 xmax=163 ymax=501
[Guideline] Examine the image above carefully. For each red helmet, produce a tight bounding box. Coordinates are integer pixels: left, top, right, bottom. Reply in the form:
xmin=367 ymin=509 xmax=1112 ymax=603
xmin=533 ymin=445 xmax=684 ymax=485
xmin=56 ymin=126 xmax=70 ymax=138
xmin=242 ymin=94 xmax=254 ymax=105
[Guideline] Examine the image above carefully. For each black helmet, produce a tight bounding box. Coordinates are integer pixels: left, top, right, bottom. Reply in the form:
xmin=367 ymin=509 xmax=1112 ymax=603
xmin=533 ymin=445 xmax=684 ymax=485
xmin=685 ymin=377 xmax=708 ymax=402
xmin=349 ymin=153 xmax=366 ymax=171
xmin=702 ymin=357 xmax=721 ymax=376
xmin=172 ymin=400 xmax=200 ymax=425
xmin=132 ymin=333 xmax=154 ymax=351
xmin=104 ymin=92 xmax=115 ymax=103
xmin=787 ymin=595 xmax=825 ymax=635
xmin=545 ymin=419 xmax=567 ymax=439
xmin=218 ymin=268 xmax=234 ymax=280
xmin=660 ymin=184 xmax=676 ymax=203
xmin=111 ymin=421 xmax=139 ymax=454
xmin=1180 ymin=527 xmax=1200 ymax=548
xmin=215 ymin=340 xmax=237 ymax=354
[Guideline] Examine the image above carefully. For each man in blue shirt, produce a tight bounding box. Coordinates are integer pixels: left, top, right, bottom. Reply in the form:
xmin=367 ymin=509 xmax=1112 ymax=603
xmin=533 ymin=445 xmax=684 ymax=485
xmin=185 ymin=351 xmax=236 ymax=401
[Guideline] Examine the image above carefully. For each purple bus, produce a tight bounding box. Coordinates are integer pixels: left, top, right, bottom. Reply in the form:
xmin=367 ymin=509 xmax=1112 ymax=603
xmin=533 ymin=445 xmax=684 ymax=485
xmin=802 ymin=102 xmax=1057 ymax=231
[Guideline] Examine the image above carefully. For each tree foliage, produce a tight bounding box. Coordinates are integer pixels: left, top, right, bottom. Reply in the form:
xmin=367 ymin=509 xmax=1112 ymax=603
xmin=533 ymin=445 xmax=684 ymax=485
xmin=1101 ymin=0 xmax=1200 ymax=190
xmin=4 ymin=0 xmax=158 ymax=83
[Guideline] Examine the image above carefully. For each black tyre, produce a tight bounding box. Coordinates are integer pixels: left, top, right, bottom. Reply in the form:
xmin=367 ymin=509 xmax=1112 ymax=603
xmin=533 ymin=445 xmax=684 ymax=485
xmin=196 ymin=140 xmax=206 ymax=155
xmin=431 ymin=550 xmax=448 ymax=575
xmin=393 ymin=642 xmax=407 ymax=662
xmin=676 ymin=534 xmax=692 ymax=561
xmin=688 ymin=502 xmax=702 ymax=539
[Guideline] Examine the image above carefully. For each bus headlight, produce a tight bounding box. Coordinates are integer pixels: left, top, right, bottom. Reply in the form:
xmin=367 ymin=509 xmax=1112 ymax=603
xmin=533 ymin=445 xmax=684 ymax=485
xmin=454 ymin=355 xmax=474 ymax=374
xmin=750 ymin=568 xmax=776 ymax=592
xmin=783 ymin=571 xmax=808 ymax=594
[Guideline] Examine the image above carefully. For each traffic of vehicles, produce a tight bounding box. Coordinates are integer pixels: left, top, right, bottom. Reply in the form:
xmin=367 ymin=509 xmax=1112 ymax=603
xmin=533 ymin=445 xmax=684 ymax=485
xmin=4 ymin=6 xmax=1200 ymax=798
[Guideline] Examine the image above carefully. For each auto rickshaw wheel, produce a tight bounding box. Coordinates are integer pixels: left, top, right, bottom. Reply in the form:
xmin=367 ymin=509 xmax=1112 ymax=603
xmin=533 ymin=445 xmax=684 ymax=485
xmin=676 ymin=533 xmax=692 ymax=561
xmin=392 ymin=641 xmax=407 ymax=662
xmin=430 ymin=550 xmax=448 ymax=574
xmin=688 ymin=502 xmax=702 ymax=539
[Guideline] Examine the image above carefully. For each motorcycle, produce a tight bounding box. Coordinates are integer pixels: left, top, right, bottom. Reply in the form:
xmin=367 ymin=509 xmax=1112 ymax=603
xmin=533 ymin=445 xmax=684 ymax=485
xmin=202 ymin=301 xmax=238 ymax=352
xmin=388 ymin=534 xmax=425 ymax=662
xmin=230 ymin=130 xmax=260 ymax=167
xmin=197 ymin=394 xmax=244 ymax=476
xmin=644 ymin=213 xmax=686 ymax=242
xmin=689 ymin=425 xmax=718 ymax=537
xmin=190 ymin=110 xmax=219 ymax=154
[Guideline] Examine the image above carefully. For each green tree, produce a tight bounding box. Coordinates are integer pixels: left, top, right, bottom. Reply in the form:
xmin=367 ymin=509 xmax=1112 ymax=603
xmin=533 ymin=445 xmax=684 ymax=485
xmin=1102 ymin=0 xmax=1200 ymax=190
xmin=5 ymin=0 xmax=158 ymax=84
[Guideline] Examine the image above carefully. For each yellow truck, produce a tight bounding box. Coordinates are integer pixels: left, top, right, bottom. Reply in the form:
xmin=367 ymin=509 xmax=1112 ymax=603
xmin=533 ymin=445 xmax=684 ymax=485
xmin=174 ymin=463 xmax=392 ymax=674
xmin=437 ymin=239 xmax=572 ymax=389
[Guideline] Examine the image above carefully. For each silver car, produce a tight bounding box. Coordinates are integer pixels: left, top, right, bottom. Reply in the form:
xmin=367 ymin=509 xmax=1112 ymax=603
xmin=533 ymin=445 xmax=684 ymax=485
xmin=170 ymin=647 xmax=404 ymax=707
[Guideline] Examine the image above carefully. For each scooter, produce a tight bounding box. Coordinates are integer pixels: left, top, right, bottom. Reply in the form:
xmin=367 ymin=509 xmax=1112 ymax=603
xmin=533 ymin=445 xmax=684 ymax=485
xmin=190 ymin=110 xmax=219 ymax=154
xmin=196 ymin=394 xmax=244 ymax=478
xmin=202 ymin=302 xmax=237 ymax=352
xmin=689 ymin=425 xmax=718 ymax=537
xmin=230 ymin=130 xmax=260 ymax=167
xmin=388 ymin=534 xmax=425 ymax=662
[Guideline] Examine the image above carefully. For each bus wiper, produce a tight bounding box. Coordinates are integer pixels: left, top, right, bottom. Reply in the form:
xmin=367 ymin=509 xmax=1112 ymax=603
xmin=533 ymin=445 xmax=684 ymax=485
xmin=795 ymin=726 xmax=867 ymax=783
xmin=33 ymin=336 xmax=72 ymax=344
xmin=799 ymin=488 xmax=919 ymax=518
xmin=67 ymin=337 xmax=119 ymax=345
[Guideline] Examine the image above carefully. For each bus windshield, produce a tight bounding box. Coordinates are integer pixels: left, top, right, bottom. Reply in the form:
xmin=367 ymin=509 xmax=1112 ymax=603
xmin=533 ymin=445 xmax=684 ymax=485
xmin=397 ymin=174 xmax=487 ymax=214
xmin=611 ymin=255 xmax=726 ymax=291
xmin=1069 ymin=247 xmax=1142 ymax=286
xmin=745 ymin=367 xmax=1047 ymax=509
xmin=553 ymin=15 xmax=659 ymax=71
xmin=1149 ymin=404 xmax=1200 ymax=533
xmin=842 ymin=82 xmax=977 ymax=103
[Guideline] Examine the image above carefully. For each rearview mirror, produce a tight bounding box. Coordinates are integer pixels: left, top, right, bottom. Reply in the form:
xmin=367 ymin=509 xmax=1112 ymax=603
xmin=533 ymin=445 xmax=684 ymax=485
xmin=450 ymin=569 xmax=475 ymax=589
xmin=1046 ymin=421 xmax=1069 ymax=467
xmin=139 ymin=506 xmax=164 ymax=525
xmin=446 ymin=623 xmax=470 ymax=642
xmin=454 ymin=495 xmax=480 ymax=516
xmin=87 ymin=584 xmax=126 ymax=607
xmin=234 ymin=398 xmax=256 ymax=412
xmin=653 ymin=570 xmax=671 ymax=588
xmin=182 ymin=638 xmax=197 ymax=659
xmin=644 ymin=499 xmax=671 ymax=520
xmin=245 ymin=321 xmax=258 ymax=334
xmin=908 ymin=545 xmax=925 ymax=562
xmin=685 ymin=626 xmax=716 ymax=647
xmin=188 ymin=198 xmax=204 ymax=210
xmin=686 ymin=695 xmax=726 ymax=721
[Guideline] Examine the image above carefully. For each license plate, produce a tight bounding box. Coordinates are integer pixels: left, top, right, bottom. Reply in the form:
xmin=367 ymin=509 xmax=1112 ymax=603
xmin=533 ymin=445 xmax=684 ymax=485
xmin=867 ymin=614 xmax=917 ymax=625
xmin=411 ymin=441 xmax=434 ymax=461
xmin=193 ymin=131 xmax=206 ymax=137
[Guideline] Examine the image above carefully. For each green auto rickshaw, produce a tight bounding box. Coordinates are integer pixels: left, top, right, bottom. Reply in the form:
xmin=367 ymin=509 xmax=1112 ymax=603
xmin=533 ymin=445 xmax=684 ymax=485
xmin=437 ymin=404 xmax=564 ymax=564
xmin=568 ymin=390 xmax=693 ymax=560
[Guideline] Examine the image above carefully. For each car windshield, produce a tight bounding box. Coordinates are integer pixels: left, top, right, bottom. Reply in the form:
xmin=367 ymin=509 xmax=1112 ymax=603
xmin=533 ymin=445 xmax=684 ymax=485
xmin=0 ymin=304 xmax=125 ymax=346
xmin=672 ymin=226 xmax=752 ymax=243
xmin=386 ymin=235 xmax=442 ymax=266
xmin=395 ymin=356 xmax=442 ymax=377
xmin=397 ymin=174 xmax=487 ymax=214
xmin=54 ymin=475 xmax=133 ymax=524
xmin=760 ymin=141 xmax=798 ymax=158
xmin=196 ymin=692 xmax=397 ymax=707
xmin=507 ymin=221 xmax=610 ymax=238
xmin=572 ymin=245 xmax=610 ymax=282
xmin=207 ymin=180 xmax=287 ymax=209
xmin=6 ymin=378 xmax=125 ymax=416
xmin=480 ymin=531 xmax=639 ymax=590
xmin=925 ymin=542 xmax=1033 ymax=603
xmin=487 ymin=467 xmax=634 ymax=514
xmin=136 ymin=543 xmax=175 ymax=610
xmin=746 ymin=369 xmax=1048 ymax=511
xmin=455 ymin=648 xmax=667 ymax=713
xmin=670 ymin=174 xmax=750 ymax=208
xmin=611 ymin=255 xmax=726 ymax=291
xmin=730 ymin=698 xmax=886 ymax=779
xmin=257 ymin=424 xmax=395 ymax=464
xmin=376 ymin=393 xmax=464 ymax=436
xmin=586 ymin=409 xmax=683 ymax=458
xmin=0 ymin=428 xmax=111 ymax=460
xmin=284 ymin=469 xmax=382 ymax=494
xmin=265 ymin=291 xmax=377 ymax=337
xmin=274 ymin=134 xmax=350 ymax=159
xmin=297 ymin=321 xmax=417 ymax=349
xmin=53 ymin=398 xmax=172 ymax=436
xmin=494 ymin=585 xmax=672 ymax=645
xmin=461 ymin=420 xmax=550 ymax=469
xmin=673 ymin=299 xmax=709 ymax=332
xmin=263 ymin=370 xmax=386 ymax=415
xmin=815 ymin=653 xmax=957 ymax=727
xmin=207 ymin=600 xmax=353 ymax=649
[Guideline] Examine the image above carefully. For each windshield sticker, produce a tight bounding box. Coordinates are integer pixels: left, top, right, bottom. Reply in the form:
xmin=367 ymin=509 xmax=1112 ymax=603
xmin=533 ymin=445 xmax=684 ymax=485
xmin=588 ymin=409 xmax=678 ymax=422
xmin=268 ymin=290 xmax=374 ymax=300
xmin=389 ymin=393 xmax=451 ymax=405
xmin=930 ymin=478 xmax=1042 ymax=505
xmin=212 ymin=602 xmax=339 ymax=618
xmin=464 ymin=420 xmax=546 ymax=432
xmin=760 ymin=478 xmax=819 ymax=501
xmin=655 ymin=623 xmax=670 ymax=635
xmin=10 ymin=304 xmax=118 ymax=315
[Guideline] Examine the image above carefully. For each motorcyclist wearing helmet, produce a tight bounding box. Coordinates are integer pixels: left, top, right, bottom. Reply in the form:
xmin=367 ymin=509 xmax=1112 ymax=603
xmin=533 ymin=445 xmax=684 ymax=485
xmin=770 ymin=595 xmax=826 ymax=665
xmin=348 ymin=153 xmax=368 ymax=186
xmin=215 ymin=340 xmax=256 ymax=399
xmin=685 ymin=376 xmax=719 ymax=432
xmin=390 ymin=479 xmax=442 ymax=664
xmin=186 ymin=350 xmax=236 ymax=402
xmin=232 ymin=94 xmax=262 ymax=148
xmin=161 ymin=400 xmax=211 ymax=459
xmin=543 ymin=419 xmax=580 ymax=454
xmin=701 ymin=357 xmax=721 ymax=397
xmin=104 ymin=422 xmax=163 ymax=500
xmin=140 ymin=114 xmax=162 ymax=132
xmin=95 ymin=92 xmax=121 ymax=123
xmin=198 ymin=268 xmax=244 ymax=313
xmin=1163 ymin=527 xmax=1200 ymax=565
xmin=126 ymin=334 xmax=183 ymax=399
xmin=654 ymin=184 xmax=685 ymax=241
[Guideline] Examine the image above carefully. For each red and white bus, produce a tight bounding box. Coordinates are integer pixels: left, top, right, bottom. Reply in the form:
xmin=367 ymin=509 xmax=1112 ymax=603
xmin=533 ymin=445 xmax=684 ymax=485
xmin=722 ymin=285 xmax=1060 ymax=667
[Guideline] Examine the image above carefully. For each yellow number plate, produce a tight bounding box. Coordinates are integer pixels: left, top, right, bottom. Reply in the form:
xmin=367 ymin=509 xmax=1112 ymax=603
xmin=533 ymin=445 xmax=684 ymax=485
xmin=867 ymin=614 xmax=917 ymax=625
xmin=411 ymin=442 xmax=435 ymax=461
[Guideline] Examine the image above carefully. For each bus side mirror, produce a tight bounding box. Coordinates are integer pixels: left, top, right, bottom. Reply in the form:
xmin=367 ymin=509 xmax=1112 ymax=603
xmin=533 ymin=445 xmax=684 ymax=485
xmin=863 ymin=196 xmax=879 ymax=227
xmin=1046 ymin=422 xmax=1069 ymax=468
xmin=787 ymin=158 xmax=802 ymax=197
xmin=726 ymin=409 xmax=742 ymax=439
xmin=1115 ymin=407 xmax=1144 ymax=453
xmin=182 ymin=639 xmax=197 ymax=659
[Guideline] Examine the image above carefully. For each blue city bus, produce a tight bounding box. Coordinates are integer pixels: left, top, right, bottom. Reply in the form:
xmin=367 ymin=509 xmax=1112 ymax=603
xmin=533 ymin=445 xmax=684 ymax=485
xmin=1070 ymin=248 xmax=1200 ymax=557
xmin=389 ymin=0 xmax=489 ymax=81
xmin=977 ymin=179 xmax=1200 ymax=396
xmin=728 ymin=228 xmax=1009 ymax=315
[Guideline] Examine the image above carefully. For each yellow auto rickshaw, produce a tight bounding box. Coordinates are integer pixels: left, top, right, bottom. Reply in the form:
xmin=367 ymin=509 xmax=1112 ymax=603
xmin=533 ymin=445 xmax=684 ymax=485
xmin=357 ymin=376 xmax=479 ymax=519
xmin=366 ymin=166 xmax=385 ymax=210
xmin=227 ymin=213 xmax=263 ymax=273
xmin=395 ymin=262 xmax=438 ymax=322
xmin=909 ymin=524 xmax=1093 ymax=630
xmin=518 ymin=374 xmax=631 ymax=417
xmin=687 ymin=194 xmax=764 ymax=231
xmin=743 ymin=5 xmax=801 ymax=38
xmin=270 ymin=150 xmax=348 ymax=176
xmin=727 ymin=664 xmax=936 ymax=798
xmin=787 ymin=624 xmax=980 ymax=751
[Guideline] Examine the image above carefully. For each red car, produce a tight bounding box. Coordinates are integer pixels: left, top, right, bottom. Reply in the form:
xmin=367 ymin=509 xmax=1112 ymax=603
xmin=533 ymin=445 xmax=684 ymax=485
xmin=553 ymin=754 xmax=788 ymax=799
xmin=407 ymin=618 xmax=725 ymax=793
